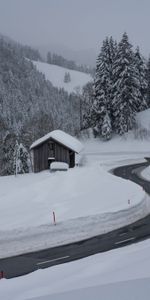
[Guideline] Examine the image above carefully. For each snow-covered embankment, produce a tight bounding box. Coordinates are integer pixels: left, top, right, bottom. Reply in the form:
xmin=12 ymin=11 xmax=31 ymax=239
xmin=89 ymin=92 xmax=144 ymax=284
xmin=0 ymin=164 xmax=149 ymax=258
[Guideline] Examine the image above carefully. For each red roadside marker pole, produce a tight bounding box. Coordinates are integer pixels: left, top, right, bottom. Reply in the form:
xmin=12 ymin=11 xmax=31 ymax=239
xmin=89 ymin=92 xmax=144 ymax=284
xmin=53 ymin=211 xmax=56 ymax=225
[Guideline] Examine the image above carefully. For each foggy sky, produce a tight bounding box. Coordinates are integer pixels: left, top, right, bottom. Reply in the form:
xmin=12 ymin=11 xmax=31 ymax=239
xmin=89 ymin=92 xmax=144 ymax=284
xmin=0 ymin=0 xmax=149 ymax=56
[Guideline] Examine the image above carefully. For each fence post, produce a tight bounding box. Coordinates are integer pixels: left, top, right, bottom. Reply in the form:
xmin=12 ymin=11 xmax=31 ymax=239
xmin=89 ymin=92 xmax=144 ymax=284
xmin=53 ymin=211 xmax=56 ymax=225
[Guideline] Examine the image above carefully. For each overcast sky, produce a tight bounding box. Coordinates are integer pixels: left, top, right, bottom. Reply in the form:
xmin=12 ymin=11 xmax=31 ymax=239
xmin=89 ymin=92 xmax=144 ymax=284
xmin=0 ymin=0 xmax=149 ymax=57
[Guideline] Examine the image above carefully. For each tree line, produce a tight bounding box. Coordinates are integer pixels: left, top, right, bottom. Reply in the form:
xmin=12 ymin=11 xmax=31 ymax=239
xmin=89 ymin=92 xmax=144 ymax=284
xmin=47 ymin=51 xmax=94 ymax=75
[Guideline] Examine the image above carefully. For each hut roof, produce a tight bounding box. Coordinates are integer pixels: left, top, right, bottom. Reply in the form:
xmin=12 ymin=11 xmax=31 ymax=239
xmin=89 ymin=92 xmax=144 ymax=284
xmin=30 ymin=130 xmax=83 ymax=153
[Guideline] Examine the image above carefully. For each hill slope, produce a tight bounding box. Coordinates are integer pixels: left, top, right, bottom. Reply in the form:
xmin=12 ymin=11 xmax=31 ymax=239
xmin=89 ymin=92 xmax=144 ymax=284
xmin=33 ymin=61 xmax=92 ymax=94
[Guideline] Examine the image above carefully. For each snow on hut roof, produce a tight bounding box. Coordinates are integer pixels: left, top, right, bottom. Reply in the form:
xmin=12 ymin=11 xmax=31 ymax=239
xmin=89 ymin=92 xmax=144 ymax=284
xmin=30 ymin=130 xmax=83 ymax=153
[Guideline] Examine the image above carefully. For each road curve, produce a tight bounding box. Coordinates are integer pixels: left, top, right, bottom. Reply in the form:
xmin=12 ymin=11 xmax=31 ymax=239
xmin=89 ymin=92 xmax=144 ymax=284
xmin=1 ymin=160 xmax=150 ymax=279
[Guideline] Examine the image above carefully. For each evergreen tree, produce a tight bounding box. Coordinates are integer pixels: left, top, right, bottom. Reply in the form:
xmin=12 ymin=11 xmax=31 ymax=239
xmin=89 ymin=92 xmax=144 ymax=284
xmin=147 ymin=57 xmax=150 ymax=107
xmin=82 ymin=82 xmax=94 ymax=129
xmin=64 ymin=72 xmax=71 ymax=83
xmin=101 ymin=113 xmax=112 ymax=140
xmin=1 ymin=132 xmax=16 ymax=175
xmin=90 ymin=37 xmax=116 ymax=135
xmin=134 ymin=47 xmax=148 ymax=111
xmin=13 ymin=141 xmax=31 ymax=174
xmin=47 ymin=51 xmax=52 ymax=64
xmin=112 ymin=32 xmax=138 ymax=135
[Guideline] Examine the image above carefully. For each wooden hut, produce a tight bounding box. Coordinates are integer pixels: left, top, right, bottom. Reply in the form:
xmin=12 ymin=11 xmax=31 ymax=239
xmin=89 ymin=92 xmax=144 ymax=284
xmin=30 ymin=130 xmax=83 ymax=173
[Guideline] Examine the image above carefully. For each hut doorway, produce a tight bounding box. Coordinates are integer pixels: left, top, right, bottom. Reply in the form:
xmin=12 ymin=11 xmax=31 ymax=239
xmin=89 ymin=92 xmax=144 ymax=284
xmin=69 ymin=151 xmax=75 ymax=168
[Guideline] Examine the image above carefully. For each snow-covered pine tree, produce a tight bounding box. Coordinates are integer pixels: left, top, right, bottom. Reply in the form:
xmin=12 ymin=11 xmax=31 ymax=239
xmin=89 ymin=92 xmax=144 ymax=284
xmin=47 ymin=51 xmax=52 ymax=64
xmin=101 ymin=113 xmax=112 ymax=140
xmin=91 ymin=88 xmax=107 ymax=136
xmin=1 ymin=132 xmax=16 ymax=175
xmin=112 ymin=32 xmax=137 ymax=135
xmin=90 ymin=37 xmax=116 ymax=136
xmin=82 ymin=82 xmax=94 ymax=129
xmin=147 ymin=57 xmax=150 ymax=107
xmin=134 ymin=47 xmax=148 ymax=111
xmin=13 ymin=140 xmax=20 ymax=175
xmin=64 ymin=72 xmax=71 ymax=83
xmin=92 ymin=38 xmax=109 ymax=135
xmin=13 ymin=141 xmax=31 ymax=175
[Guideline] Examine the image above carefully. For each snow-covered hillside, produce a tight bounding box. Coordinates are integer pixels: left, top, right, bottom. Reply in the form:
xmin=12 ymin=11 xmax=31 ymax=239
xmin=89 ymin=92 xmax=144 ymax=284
xmin=32 ymin=61 xmax=92 ymax=93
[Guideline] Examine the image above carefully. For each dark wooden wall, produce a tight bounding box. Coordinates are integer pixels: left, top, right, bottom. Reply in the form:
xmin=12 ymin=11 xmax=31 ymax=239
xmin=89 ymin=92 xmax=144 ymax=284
xmin=32 ymin=138 xmax=75 ymax=172
xmin=55 ymin=142 xmax=70 ymax=164
xmin=33 ymin=142 xmax=49 ymax=172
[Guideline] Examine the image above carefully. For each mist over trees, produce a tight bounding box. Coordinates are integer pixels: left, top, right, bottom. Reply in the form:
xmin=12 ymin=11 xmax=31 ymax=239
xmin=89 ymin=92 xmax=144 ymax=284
xmin=46 ymin=51 xmax=94 ymax=75
xmin=83 ymin=32 xmax=149 ymax=140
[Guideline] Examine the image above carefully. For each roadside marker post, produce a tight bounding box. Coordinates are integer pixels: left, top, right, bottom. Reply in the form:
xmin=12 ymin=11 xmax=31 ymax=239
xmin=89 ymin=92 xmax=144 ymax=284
xmin=128 ymin=199 xmax=130 ymax=205
xmin=0 ymin=271 xmax=4 ymax=279
xmin=53 ymin=211 xmax=56 ymax=225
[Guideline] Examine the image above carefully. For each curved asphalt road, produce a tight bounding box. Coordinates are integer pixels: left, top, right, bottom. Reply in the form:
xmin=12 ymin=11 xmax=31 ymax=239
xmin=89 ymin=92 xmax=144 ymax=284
xmin=1 ymin=160 xmax=150 ymax=279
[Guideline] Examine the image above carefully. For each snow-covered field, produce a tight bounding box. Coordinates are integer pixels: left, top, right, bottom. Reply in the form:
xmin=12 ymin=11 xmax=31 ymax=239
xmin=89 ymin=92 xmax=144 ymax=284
xmin=0 ymin=160 xmax=148 ymax=258
xmin=0 ymin=135 xmax=150 ymax=258
xmin=32 ymin=61 xmax=92 ymax=93
xmin=1 ymin=123 xmax=150 ymax=299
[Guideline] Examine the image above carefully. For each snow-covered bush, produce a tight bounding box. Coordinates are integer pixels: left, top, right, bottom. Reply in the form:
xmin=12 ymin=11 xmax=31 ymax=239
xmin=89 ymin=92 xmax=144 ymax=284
xmin=13 ymin=141 xmax=31 ymax=175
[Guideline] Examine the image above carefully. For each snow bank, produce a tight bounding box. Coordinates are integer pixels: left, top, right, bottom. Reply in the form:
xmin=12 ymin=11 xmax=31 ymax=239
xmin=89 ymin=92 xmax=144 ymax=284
xmin=50 ymin=162 xmax=69 ymax=171
xmin=1 ymin=238 xmax=150 ymax=299
xmin=0 ymin=163 xmax=148 ymax=258
xmin=1 ymin=137 xmax=150 ymax=258
xmin=141 ymin=166 xmax=150 ymax=181
xmin=32 ymin=61 xmax=92 ymax=94
xmin=0 ymin=193 xmax=148 ymax=259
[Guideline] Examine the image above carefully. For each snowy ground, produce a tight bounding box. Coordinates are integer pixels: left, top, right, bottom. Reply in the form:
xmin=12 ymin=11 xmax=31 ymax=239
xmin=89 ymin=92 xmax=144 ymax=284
xmin=141 ymin=166 xmax=150 ymax=181
xmin=32 ymin=61 xmax=92 ymax=94
xmin=1 ymin=239 xmax=150 ymax=300
xmin=1 ymin=135 xmax=150 ymax=298
xmin=0 ymin=136 xmax=150 ymax=258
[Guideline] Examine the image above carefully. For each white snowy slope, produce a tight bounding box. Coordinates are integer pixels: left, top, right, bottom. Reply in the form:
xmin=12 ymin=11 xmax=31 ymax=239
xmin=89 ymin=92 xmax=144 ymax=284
xmin=0 ymin=138 xmax=150 ymax=258
xmin=1 ymin=239 xmax=150 ymax=300
xmin=32 ymin=60 xmax=92 ymax=93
